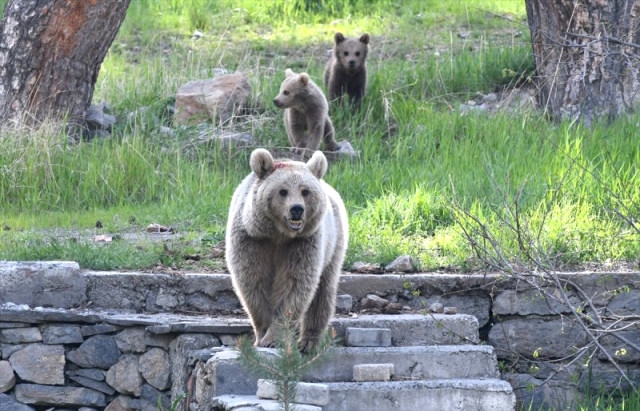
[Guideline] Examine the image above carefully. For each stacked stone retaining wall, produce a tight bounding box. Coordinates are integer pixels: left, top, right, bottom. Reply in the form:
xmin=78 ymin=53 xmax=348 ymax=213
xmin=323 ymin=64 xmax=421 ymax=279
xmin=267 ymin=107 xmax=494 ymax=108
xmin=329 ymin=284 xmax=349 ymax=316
xmin=0 ymin=262 xmax=638 ymax=410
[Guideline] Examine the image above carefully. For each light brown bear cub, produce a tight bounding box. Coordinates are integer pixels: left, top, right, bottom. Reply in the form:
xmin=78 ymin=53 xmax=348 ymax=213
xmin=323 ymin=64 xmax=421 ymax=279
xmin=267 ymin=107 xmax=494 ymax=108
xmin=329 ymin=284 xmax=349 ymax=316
xmin=226 ymin=148 xmax=348 ymax=353
xmin=273 ymin=68 xmax=340 ymax=153
xmin=324 ymin=32 xmax=370 ymax=109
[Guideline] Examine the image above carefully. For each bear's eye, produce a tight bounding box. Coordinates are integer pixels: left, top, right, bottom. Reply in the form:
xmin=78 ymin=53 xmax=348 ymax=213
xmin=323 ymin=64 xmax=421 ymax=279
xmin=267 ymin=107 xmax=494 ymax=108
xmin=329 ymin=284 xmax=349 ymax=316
xmin=301 ymin=189 xmax=310 ymax=197
xmin=355 ymin=51 xmax=360 ymax=57
xmin=283 ymin=90 xmax=290 ymax=96
xmin=343 ymin=51 xmax=349 ymax=56
xmin=279 ymin=189 xmax=288 ymax=197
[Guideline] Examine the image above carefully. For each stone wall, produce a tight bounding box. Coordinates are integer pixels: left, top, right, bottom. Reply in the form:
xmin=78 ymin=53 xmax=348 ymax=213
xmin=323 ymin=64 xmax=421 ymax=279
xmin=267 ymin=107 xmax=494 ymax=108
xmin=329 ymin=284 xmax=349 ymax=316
xmin=0 ymin=262 xmax=638 ymax=410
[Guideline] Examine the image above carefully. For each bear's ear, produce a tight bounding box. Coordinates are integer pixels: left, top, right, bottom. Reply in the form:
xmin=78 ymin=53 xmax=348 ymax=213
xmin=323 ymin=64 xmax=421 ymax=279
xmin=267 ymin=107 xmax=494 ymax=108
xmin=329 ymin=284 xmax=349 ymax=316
xmin=306 ymin=151 xmax=328 ymax=179
xmin=250 ymin=148 xmax=275 ymax=179
xmin=299 ymin=73 xmax=310 ymax=86
xmin=285 ymin=68 xmax=295 ymax=78
xmin=359 ymin=33 xmax=370 ymax=45
xmin=334 ymin=32 xmax=345 ymax=44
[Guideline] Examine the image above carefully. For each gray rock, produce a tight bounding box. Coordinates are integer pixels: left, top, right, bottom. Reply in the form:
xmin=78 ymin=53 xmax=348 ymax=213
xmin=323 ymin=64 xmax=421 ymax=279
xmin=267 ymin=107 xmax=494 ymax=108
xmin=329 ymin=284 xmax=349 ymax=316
xmin=9 ymin=344 xmax=65 ymax=385
xmin=0 ymin=327 xmax=42 ymax=344
xmin=81 ymin=324 xmax=122 ymax=337
xmin=606 ymin=290 xmax=640 ymax=316
xmin=336 ymin=294 xmax=353 ymax=313
xmin=138 ymin=348 xmax=171 ymax=390
xmin=488 ymin=317 xmax=587 ymax=358
xmin=106 ymin=355 xmax=143 ymax=396
xmin=0 ymin=392 xmax=35 ymax=411
xmin=1 ymin=343 xmax=24 ymax=360
xmin=67 ymin=368 xmax=105 ymax=382
xmin=493 ymin=289 xmax=579 ymax=316
xmin=14 ymin=384 xmax=106 ymax=407
xmin=115 ymin=328 xmax=147 ymax=353
xmin=104 ymin=395 xmax=141 ymax=411
xmin=0 ymin=360 xmax=16 ymax=393
xmin=41 ymin=325 xmax=84 ymax=344
xmin=360 ymin=294 xmax=389 ymax=310
xmin=85 ymin=103 xmax=116 ymax=132
xmin=0 ymin=322 xmax=30 ymax=329
xmin=67 ymin=335 xmax=121 ymax=369
xmin=68 ymin=375 xmax=116 ymax=395
xmin=443 ymin=306 xmax=458 ymax=315
xmin=174 ymin=73 xmax=251 ymax=125
xmin=384 ymin=255 xmax=416 ymax=273
xmin=144 ymin=333 xmax=174 ymax=350
xmin=429 ymin=303 xmax=444 ymax=313
xmin=170 ymin=334 xmax=219 ymax=407
xmin=140 ymin=384 xmax=170 ymax=411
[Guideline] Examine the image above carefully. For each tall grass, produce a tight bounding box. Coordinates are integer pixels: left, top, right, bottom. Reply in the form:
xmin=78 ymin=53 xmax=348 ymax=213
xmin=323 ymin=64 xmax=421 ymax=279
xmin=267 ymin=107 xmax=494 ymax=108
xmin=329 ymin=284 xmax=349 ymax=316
xmin=0 ymin=0 xmax=638 ymax=273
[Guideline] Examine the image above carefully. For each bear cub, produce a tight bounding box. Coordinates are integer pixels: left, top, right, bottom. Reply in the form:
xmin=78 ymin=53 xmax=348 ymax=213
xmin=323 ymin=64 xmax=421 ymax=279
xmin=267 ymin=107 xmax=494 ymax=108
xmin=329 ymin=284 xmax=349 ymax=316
xmin=273 ymin=68 xmax=340 ymax=153
xmin=324 ymin=32 xmax=370 ymax=109
xmin=225 ymin=148 xmax=349 ymax=353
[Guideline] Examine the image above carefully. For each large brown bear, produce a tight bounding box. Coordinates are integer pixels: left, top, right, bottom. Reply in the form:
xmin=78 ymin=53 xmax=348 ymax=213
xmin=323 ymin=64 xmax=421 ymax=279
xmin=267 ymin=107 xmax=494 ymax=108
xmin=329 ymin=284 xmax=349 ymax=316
xmin=273 ymin=68 xmax=340 ymax=154
xmin=323 ymin=32 xmax=370 ymax=109
xmin=225 ymin=148 xmax=349 ymax=352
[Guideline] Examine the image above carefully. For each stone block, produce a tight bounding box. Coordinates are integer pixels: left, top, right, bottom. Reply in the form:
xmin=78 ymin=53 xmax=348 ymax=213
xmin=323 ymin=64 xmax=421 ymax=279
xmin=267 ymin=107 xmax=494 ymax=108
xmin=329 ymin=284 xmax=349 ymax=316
xmin=9 ymin=344 xmax=65 ymax=385
xmin=335 ymin=294 xmax=353 ymax=312
xmin=0 ymin=261 xmax=86 ymax=308
xmin=344 ymin=327 xmax=391 ymax=347
xmin=0 ymin=327 xmax=42 ymax=344
xmin=256 ymin=379 xmax=329 ymax=406
xmin=353 ymin=363 xmax=394 ymax=382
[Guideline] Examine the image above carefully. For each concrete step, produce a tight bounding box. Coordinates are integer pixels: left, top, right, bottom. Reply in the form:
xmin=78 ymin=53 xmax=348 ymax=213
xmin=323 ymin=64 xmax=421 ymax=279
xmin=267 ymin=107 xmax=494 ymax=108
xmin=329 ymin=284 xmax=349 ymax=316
xmin=332 ymin=313 xmax=480 ymax=346
xmin=211 ymin=379 xmax=515 ymax=411
xmin=203 ymin=345 xmax=500 ymax=398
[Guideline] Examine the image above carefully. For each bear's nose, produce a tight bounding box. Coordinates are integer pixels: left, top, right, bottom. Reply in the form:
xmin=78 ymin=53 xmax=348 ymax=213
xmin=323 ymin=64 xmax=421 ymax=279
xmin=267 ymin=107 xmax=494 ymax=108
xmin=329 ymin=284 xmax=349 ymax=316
xmin=290 ymin=204 xmax=304 ymax=220
xmin=348 ymin=60 xmax=356 ymax=67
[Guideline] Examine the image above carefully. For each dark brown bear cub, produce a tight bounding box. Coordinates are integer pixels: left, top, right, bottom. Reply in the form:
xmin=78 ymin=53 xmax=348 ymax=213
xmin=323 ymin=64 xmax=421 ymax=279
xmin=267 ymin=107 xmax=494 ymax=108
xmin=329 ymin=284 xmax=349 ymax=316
xmin=323 ymin=32 xmax=370 ymax=109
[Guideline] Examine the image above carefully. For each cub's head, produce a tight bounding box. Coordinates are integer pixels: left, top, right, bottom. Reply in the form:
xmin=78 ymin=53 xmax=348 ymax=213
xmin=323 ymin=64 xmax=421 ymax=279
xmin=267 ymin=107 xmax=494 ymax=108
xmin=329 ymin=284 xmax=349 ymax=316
xmin=249 ymin=148 xmax=328 ymax=238
xmin=333 ymin=32 xmax=370 ymax=74
xmin=273 ymin=68 xmax=312 ymax=109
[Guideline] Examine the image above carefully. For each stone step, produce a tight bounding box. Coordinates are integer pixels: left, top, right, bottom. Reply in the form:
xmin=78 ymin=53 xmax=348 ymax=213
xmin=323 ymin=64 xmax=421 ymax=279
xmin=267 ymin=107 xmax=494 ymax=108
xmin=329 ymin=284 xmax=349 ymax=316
xmin=211 ymin=379 xmax=515 ymax=411
xmin=202 ymin=345 xmax=500 ymax=398
xmin=332 ymin=313 xmax=480 ymax=346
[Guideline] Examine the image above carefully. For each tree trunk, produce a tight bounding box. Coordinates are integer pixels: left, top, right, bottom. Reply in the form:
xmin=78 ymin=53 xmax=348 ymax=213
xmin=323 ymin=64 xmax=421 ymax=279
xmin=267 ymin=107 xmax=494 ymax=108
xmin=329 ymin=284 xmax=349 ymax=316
xmin=0 ymin=0 xmax=130 ymax=127
xmin=525 ymin=0 xmax=640 ymax=124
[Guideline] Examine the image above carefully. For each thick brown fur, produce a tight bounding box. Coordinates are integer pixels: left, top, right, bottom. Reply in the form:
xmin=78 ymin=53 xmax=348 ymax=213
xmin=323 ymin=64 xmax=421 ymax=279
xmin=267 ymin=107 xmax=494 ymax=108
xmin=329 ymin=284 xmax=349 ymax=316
xmin=323 ymin=32 xmax=370 ymax=109
xmin=273 ymin=68 xmax=339 ymax=153
xmin=225 ymin=148 xmax=349 ymax=353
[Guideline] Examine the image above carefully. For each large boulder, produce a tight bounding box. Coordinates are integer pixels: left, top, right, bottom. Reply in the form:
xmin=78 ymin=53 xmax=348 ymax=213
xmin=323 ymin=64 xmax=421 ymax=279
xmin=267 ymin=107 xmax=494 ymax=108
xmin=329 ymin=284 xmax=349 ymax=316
xmin=174 ymin=72 xmax=251 ymax=125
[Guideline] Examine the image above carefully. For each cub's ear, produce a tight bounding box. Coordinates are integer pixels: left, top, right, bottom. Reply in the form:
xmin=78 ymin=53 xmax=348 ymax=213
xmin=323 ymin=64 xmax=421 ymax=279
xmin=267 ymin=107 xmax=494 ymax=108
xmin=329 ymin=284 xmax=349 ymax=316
xmin=250 ymin=148 xmax=275 ymax=179
xmin=359 ymin=33 xmax=370 ymax=44
xmin=307 ymin=151 xmax=328 ymax=180
xmin=299 ymin=73 xmax=310 ymax=86
xmin=285 ymin=68 xmax=295 ymax=78
xmin=334 ymin=32 xmax=345 ymax=44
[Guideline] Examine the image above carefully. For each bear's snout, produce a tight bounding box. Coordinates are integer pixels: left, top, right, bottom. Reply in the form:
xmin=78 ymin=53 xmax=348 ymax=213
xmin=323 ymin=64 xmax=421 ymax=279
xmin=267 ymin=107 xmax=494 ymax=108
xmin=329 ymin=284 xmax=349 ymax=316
xmin=273 ymin=98 xmax=283 ymax=108
xmin=290 ymin=204 xmax=304 ymax=220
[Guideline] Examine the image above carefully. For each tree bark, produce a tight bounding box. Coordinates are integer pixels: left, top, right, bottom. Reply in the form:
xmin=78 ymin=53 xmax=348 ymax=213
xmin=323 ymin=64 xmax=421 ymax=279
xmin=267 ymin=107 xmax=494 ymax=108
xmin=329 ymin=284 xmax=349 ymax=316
xmin=0 ymin=0 xmax=130 ymax=127
xmin=525 ymin=0 xmax=640 ymax=124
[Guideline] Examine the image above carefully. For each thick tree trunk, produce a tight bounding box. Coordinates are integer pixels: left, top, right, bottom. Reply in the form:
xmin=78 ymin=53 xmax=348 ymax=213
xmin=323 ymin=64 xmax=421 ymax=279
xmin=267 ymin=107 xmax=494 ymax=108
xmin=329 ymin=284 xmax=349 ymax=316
xmin=0 ymin=0 xmax=130 ymax=126
xmin=525 ymin=0 xmax=640 ymax=124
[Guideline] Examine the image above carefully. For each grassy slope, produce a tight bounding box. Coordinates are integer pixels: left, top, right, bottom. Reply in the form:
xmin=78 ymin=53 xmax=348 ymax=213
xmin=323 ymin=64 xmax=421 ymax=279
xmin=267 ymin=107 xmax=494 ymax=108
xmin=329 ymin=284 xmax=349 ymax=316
xmin=0 ymin=0 xmax=638 ymax=272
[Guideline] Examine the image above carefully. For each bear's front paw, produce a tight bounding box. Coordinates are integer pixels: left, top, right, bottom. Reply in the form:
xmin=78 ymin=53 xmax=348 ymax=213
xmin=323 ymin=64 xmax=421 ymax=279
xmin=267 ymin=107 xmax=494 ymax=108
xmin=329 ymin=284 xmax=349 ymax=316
xmin=298 ymin=337 xmax=319 ymax=354
xmin=257 ymin=335 xmax=276 ymax=348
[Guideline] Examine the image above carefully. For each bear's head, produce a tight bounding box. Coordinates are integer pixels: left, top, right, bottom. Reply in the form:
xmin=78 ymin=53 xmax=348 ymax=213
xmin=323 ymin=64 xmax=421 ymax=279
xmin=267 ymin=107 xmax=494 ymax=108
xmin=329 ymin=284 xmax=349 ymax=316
xmin=249 ymin=148 xmax=328 ymax=238
xmin=273 ymin=69 xmax=313 ymax=109
xmin=333 ymin=32 xmax=370 ymax=74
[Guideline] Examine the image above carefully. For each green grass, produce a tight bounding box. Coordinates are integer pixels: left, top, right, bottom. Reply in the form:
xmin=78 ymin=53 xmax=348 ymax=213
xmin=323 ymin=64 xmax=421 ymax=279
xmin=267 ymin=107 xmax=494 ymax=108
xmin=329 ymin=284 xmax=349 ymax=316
xmin=0 ymin=0 xmax=638 ymax=274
